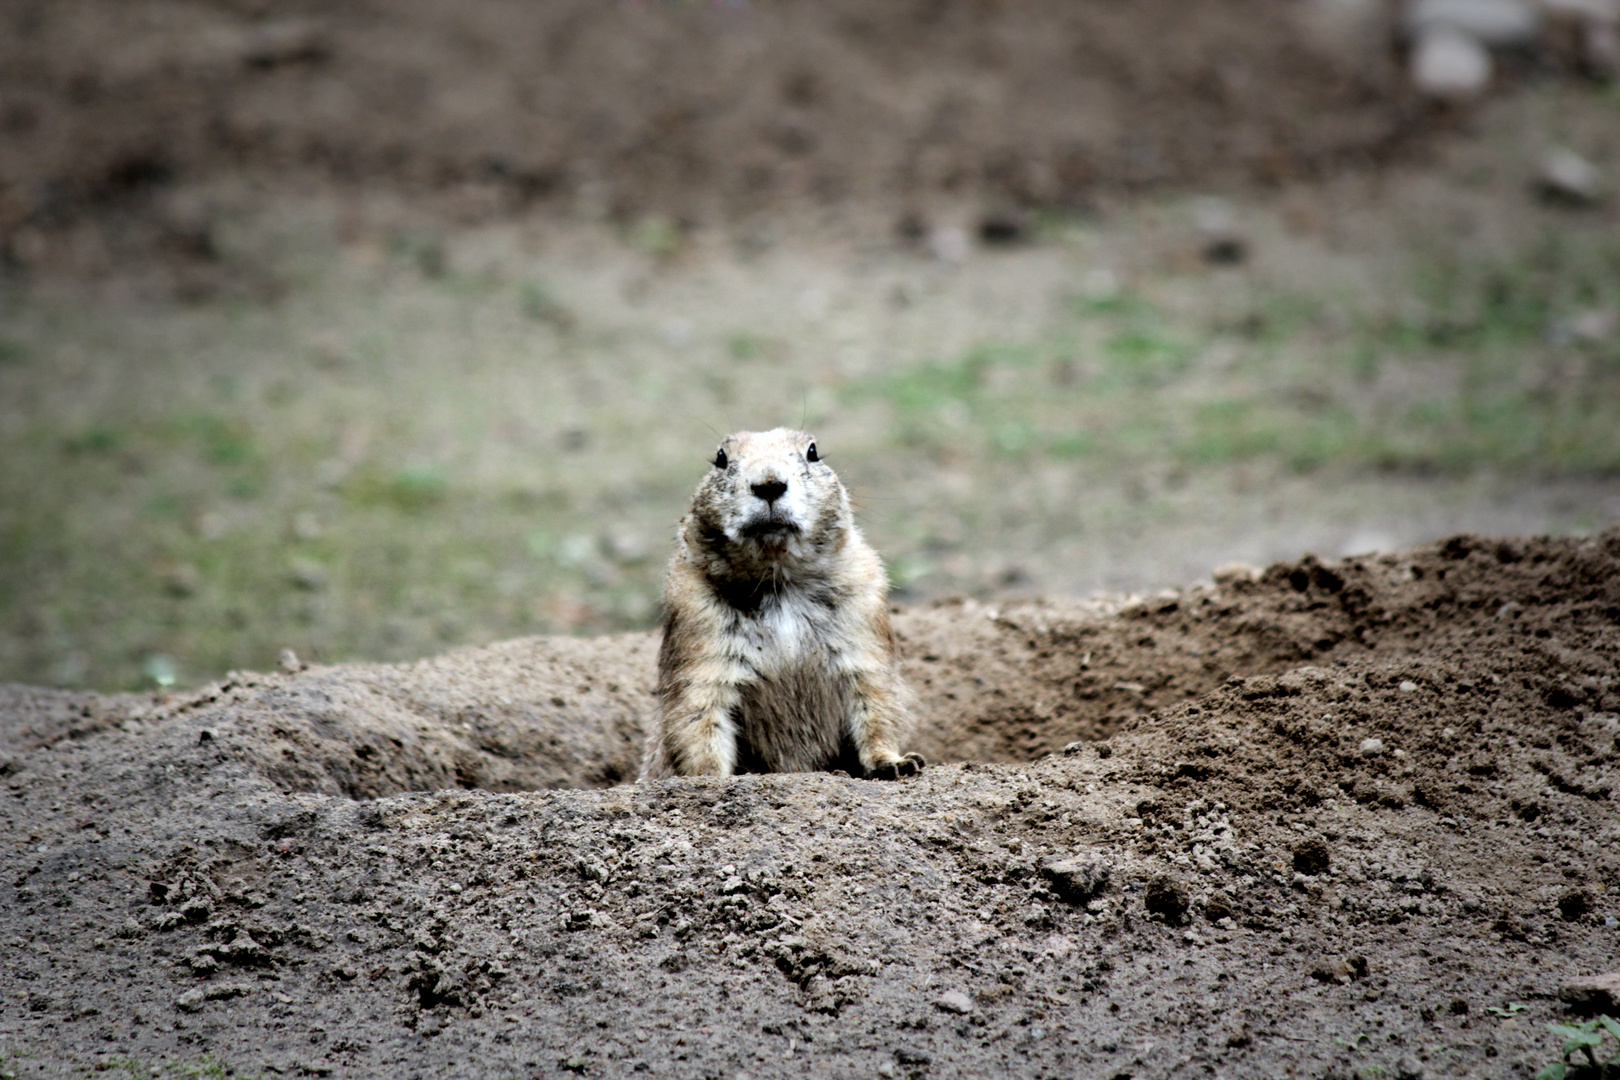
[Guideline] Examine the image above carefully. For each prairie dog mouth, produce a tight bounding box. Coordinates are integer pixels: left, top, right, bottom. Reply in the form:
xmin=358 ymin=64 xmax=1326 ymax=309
xmin=741 ymin=518 xmax=800 ymax=540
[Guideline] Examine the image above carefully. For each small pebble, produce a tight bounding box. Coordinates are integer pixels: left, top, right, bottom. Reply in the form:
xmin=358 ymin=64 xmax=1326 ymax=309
xmin=928 ymin=226 xmax=970 ymax=264
xmin=1360 ymin=737 xmax=1386 ymax=756
xmin=934 ymin=990 xmax=974 ymax=1014
xmin=1212 ymin=562 xmax=1260 ymax=585
xmin=1398 ymin=680 xmax=1419 ymax=693
xmin=1570 ymin=308 xmax=1619 ymax=343
xmin=1395 ymin=1053 xmax=1427 ymax=1080
xmin=1538 ymin=147 xmax=1606 ymax=205
xmin=1411 ymin=27 xmax=1492 ymax=99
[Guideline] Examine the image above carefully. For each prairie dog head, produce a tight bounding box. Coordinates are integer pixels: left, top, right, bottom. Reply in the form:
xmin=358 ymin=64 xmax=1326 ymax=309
xmin=682 ymin=428 xmax=851 ymax=580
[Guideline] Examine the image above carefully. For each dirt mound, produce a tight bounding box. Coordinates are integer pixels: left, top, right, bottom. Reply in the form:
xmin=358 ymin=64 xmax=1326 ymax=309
xmin=2 ymin=0 xmax=1431 ymax=280
xmin=2 ymin=531 xmax=1617 ymax=1077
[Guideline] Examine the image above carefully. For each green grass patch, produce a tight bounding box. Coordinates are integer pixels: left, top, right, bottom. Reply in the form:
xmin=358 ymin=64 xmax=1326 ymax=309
xmin=345 ymin=464 xmax=452 ymax=513
xmin=62 ymin=423 xmax=123 ymax=456
xmin=1048 ymin=429 xmax=1099 ymax=458
xmin=843 ymin=234 xmax=1620 ymax=476
xmin=858 ymin=342 xmax=1035 ymax=417
xmin=518 ymin=280 xmax=572 ymax=328
xmin=1101 ymin=327 xmax=1191 ymax=387
xmin=177 ymin=415 xmax=259 ymax=467
xmin=4 ymin=215 xmax=1619 ymax=692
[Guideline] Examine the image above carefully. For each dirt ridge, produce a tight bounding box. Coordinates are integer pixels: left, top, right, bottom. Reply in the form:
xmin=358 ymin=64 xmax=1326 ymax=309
xmin=1 ymin=530 xmax=1616 ymax=1078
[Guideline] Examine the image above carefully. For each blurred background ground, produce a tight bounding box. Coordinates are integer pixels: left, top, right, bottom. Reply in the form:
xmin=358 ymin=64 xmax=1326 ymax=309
xmin=2 ymin=0 xmax=1619 ymax=692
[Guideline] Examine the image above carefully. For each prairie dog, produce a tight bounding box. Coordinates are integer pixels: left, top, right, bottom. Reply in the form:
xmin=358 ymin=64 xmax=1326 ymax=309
xmin=638 ymin=428 xmax=925 ymax=781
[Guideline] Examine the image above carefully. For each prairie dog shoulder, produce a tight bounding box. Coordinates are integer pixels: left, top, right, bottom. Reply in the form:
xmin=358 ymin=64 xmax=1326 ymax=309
xmin=639 ymin=428 xmax=923 ymax=781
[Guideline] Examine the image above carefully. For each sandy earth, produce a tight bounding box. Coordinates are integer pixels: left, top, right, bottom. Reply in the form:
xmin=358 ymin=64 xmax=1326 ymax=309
xmin=3 ymin=529 xmax=1617 ymax=1078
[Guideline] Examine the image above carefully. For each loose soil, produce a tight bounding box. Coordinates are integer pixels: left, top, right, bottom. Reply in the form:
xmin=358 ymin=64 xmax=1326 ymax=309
xmin=3 ymin=0 xmax=1432 ymax=283
xmin=3 ymin=530 xmax=1617 ymax=1078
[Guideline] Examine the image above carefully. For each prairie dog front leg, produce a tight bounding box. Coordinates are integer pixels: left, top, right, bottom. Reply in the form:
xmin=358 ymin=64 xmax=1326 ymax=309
xmin=654 ymin=660 xmax=743 ymax=777
xmin=846 ymin=666 xmax=925 ymax=779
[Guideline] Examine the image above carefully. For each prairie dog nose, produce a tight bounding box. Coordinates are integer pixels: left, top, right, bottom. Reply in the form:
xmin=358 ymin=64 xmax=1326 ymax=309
xmin=751 ymin=478 xmax=788 ymax=504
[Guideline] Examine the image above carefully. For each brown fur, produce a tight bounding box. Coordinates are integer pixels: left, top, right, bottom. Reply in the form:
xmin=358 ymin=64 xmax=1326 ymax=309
xmin=638 ymin=428 xmax=924 ymax=781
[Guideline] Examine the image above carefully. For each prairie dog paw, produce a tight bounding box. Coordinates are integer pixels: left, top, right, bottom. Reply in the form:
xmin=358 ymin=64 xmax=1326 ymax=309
xmin=866 ymin=753 xmax=925 ymax=781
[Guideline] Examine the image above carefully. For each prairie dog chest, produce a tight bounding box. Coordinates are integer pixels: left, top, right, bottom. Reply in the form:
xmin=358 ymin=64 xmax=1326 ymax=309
xmin=729 ymin=593 xmax=842 ymax=675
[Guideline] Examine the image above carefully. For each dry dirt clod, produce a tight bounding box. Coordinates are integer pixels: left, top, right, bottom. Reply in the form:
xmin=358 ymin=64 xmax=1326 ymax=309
xmin=1041 ymin=858 xmax=1111 ymax=904
xmin=1311 ymin=955 xmax=1370 ymax=984
xmin=1558 ymin=970 xmax=1620 ymax=1013
xmin=1144 ymin=876 xmax=1190 ymax=925
xmin=174 ymin=982 xmax=254 ymax=1014
xmin=1558 ymin=889 xmax=1593 ymax=921
xmin=1292 ymin=839 xmax=1334 ymax=875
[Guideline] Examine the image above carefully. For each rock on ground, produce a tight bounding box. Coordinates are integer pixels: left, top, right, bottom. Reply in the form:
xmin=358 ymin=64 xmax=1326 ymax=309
xmin=1411 ymin=26 xmax=1496 ymax=97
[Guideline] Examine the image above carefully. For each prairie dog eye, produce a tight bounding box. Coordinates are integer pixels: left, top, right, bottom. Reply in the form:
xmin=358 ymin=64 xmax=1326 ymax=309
xmin=806 ymin=442 xmax=819 ymax=463
xmin=713 ymin=448 xmax=728 ymax=469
